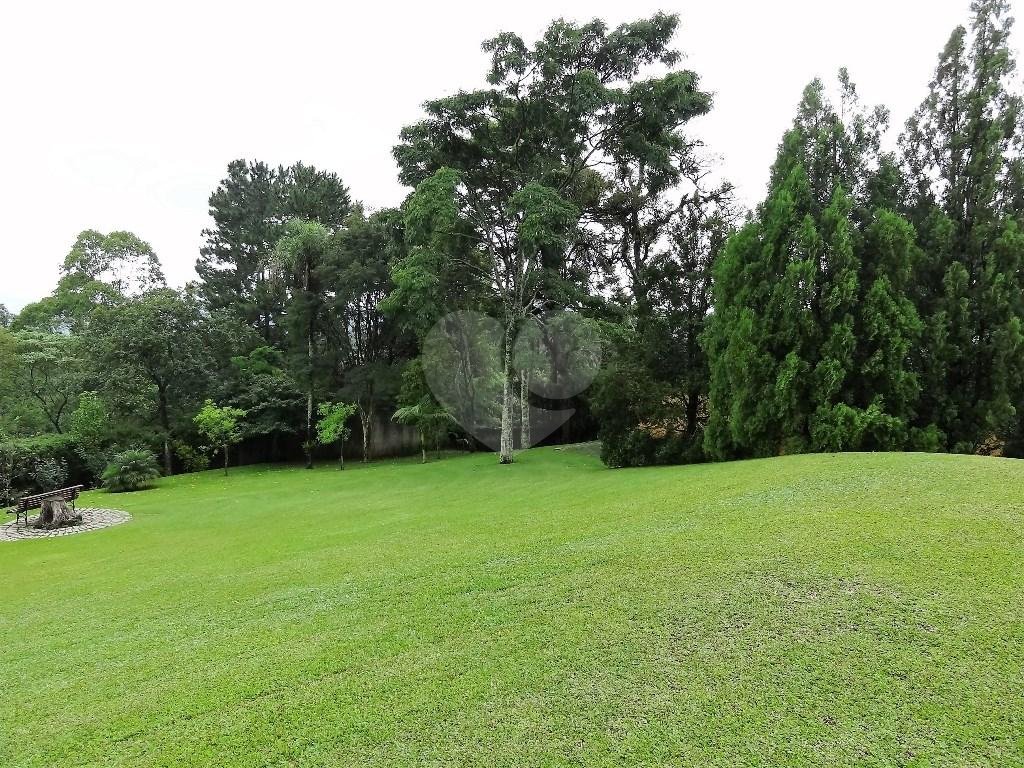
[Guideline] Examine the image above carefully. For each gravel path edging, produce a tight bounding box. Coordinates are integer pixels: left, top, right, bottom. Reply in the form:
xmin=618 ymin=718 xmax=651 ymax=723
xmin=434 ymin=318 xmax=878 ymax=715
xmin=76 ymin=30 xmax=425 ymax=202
xmin=0 ymin=508 xmax=131 ymax=542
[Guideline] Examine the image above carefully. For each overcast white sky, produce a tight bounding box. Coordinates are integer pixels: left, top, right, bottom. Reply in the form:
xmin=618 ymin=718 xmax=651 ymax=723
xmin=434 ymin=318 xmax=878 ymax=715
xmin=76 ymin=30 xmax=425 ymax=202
xmin=0 ymin=0 xmax=1015 ymax=311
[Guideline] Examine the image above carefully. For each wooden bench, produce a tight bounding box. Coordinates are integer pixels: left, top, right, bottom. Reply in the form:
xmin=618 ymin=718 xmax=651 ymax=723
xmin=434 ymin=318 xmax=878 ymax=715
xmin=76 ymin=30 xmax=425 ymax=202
xmin=7 ymin=485 xmax=84 ymax=527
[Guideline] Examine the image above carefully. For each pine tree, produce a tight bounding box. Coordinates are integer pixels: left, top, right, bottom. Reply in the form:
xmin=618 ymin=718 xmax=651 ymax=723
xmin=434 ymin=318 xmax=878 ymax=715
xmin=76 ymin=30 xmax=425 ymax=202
xmin=705 ymin=76 xmax=924 ymax=459
xmin=197 ymin=160 xmax=282 ymax=338
xmin=900 ymin=0 xmax=1024 ymax=453
xmin=197 ymin=161 xmax=352 ymax=345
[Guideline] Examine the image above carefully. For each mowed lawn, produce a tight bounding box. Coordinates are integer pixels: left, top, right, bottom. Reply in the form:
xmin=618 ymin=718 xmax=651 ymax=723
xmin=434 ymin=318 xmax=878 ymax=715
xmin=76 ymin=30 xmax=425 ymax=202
xmin=1 ymin=447 xmax=1023 ymax=767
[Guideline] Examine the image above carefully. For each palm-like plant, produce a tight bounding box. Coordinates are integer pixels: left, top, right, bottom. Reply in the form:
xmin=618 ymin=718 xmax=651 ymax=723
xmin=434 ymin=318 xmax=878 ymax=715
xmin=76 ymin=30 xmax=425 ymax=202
xmin=102 ymin=449 xmax=161 ymax=493
xmin=393 ymin=402 xmax=455 ymax=463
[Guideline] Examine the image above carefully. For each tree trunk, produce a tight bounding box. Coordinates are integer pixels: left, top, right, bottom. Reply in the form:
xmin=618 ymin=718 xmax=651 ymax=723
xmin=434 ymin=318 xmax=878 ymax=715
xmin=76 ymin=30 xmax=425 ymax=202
xmin=360 ymin=408 xmax=373 ymax=463
xmin=420 ymin=431 xmax=427 ymax=464
xmin=686 ymin=392 xmax=700 ymax=437
xmin=519 ymin=369 xmax=531 ymax=450
xmin=338 ymin=445 xmax=345 ymax=470
xmin=499 ymin=323 xmax=515 ymax=464
xmin=457 ymin=323 xmax=479 ymax=432
xmin=223 ymin=444 xmax=229 ymax=476
xmin=306 ymin=283 xmax=315 ymax=470
xmin=305 ymin=391 xmax=314 ymax=470
xmin=156 ymin=381 xmax=174 ymax=476
xmin=163 ymin=436 xmax=173 ymax=477
xmin=34 ymin=499 xmax=81 ymax=530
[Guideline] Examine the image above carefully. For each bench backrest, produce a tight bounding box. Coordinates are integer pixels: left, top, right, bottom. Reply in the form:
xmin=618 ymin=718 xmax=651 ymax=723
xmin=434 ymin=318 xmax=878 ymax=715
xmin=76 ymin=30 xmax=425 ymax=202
xmin=16 ymin=485 xmax=85 ymax=512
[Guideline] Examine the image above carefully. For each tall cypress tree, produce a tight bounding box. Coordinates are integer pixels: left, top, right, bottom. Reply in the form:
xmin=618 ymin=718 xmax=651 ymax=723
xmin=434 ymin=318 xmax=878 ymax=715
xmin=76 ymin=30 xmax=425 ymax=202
xmin=705 ymin=76 xmax=925 ymax=459
xmin=900 ymin=0 xmax=1024 ymax=453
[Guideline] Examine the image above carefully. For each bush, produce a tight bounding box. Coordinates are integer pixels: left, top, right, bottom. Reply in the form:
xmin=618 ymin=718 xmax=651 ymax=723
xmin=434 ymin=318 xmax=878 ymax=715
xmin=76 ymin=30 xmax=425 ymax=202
xmin=909 ymin=424 xmax=945 ymax=453
xmin=31 ymin=457 xmax=68 ymax=492
xmin=0 ymin=433 xmax=83 ymax=504
xmin=173 ymin=441 xmax=210 ymax=474
xmin=810 ymin=402 xmax=909 ymax=453
xmin=102 ymin=449 xmax=161 ymax=493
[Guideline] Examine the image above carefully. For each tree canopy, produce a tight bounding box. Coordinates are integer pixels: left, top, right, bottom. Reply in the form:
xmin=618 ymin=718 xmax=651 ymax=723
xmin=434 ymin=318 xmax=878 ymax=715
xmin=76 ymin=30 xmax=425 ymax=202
xmin=4 ymin=6 xmax=1024 ymax=494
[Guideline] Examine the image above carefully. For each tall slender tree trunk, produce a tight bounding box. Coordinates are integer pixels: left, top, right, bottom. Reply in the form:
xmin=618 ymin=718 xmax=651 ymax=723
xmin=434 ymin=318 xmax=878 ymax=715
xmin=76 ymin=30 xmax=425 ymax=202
xmin=163 ymin=436 xmax=173 ymax=477
xmin=157 ymin=382 xmax=173 ymax=476
xmin=305 ymin=324 xmax=314 ymax=470
xmin=457 ymin=324 xmax=478 ymax=432
xmin=305 ymin=388 xmax=314 ymax=470
xmin=305 ymin=262 xmax=315 ymax=470
xmin=338 ymin=445 xmax=345 ymax=471
xmin=499 ymin=322 xmax=516 ymax=464
xmin=686 ymin=391 xmax=700 ymax=437
xmin=223 ymin=444 xmax=229 ymax=476
xmin=519 ymin=369 xmax=531 ymax=449
xmin=360 ymin=408 xmax=372 ymax=463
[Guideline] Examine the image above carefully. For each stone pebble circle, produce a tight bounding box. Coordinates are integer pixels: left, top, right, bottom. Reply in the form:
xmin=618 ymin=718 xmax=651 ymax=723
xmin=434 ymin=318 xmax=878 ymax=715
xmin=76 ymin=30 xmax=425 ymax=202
xmin=0 ymin=508 xmax=131 ymax=542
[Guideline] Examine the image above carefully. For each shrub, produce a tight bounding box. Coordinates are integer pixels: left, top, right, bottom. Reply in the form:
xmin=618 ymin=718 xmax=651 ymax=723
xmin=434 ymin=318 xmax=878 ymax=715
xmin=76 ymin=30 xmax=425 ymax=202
xmin=0 ymin=433 xmax=83 ymax=503
xmin=907 ymin=424 xmax=944 ymax=453
xmin=102 ymin=449 xmax=161 ymax=493
xmin=173 ymin=441 xmax=210 ymax=474
xmin=31 ymin=457 xmax=68 ymax=492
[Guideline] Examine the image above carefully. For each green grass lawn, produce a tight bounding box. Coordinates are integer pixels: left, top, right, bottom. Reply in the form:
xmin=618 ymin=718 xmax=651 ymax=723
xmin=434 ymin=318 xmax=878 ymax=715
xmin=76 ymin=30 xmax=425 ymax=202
xmin=2 ymin=447 xmax=1023 ymax=767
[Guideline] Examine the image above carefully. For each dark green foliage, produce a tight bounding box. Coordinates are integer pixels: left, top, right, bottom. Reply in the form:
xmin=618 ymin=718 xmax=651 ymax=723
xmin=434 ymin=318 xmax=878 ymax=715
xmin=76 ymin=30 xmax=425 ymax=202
xmin=326 ymin=209 xmax=413 ymax=462
xmin=101 ymin=449 xmax=161 ymax=493
xmin=592 ymin=322 xmax=705 ymax=468
xmin=393 ymin=360 xmax=456 ymax=462
xmin=393 ymin=13 xmax=711 ymax=463
xmin=197 ymin=161 xmax=352 ymax=343
xmin=704 ymin=77 xmax=925 ymax=460
xmin=8 ymin=6 xmax=1024 ymax=475
xmin=86 ymin=289 xmax=214 ymax=475
xmin=0 ymin=433 xmax=83 ymax=503
xmin=592 ymin=178 xmax=735 ymax=467
xmin=31 ymin=456 xmax=68 ymax=492
xmin=10 ymin=330 xmax=86 ymax=433
xmin=900 ymin=0 xmax=1024 ymax=454
xmin=0 ymin=328 xmax=17 ymax=434
xmin=228 ymin=347 xmax=304 ymax=455
xmin=273 ymin=219 xmax=333 ymax=469
xmin=69 ymin=391 xmax=110 ymax=481
xmin=172 ymin=441 xmax=210 ymax=474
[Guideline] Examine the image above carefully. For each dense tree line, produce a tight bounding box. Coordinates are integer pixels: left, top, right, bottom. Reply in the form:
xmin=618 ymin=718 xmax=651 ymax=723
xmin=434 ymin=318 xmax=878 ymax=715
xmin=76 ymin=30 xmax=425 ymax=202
xmin=2 ymin=2 xmax=1023 ymax=500
xmin=705 ymin=0 xmax=1024 ymax=461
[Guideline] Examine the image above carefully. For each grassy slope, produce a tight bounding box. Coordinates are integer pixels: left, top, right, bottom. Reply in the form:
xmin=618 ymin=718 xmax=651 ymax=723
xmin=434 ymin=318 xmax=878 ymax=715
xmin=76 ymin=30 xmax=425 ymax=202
xmin=1 ymin=447 xmax=1022 ymax=767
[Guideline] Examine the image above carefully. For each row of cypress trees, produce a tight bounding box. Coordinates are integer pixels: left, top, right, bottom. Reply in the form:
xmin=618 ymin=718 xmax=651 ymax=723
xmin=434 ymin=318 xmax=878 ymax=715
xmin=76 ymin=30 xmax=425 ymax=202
xmin=704 ymin=0 xmax=1024 ymax=459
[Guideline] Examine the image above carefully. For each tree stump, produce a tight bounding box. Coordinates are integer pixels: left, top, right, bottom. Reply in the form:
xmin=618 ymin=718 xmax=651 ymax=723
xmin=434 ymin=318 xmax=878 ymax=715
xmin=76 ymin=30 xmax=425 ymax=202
xmin=33 ymin=499 xmax=82 ymax=530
